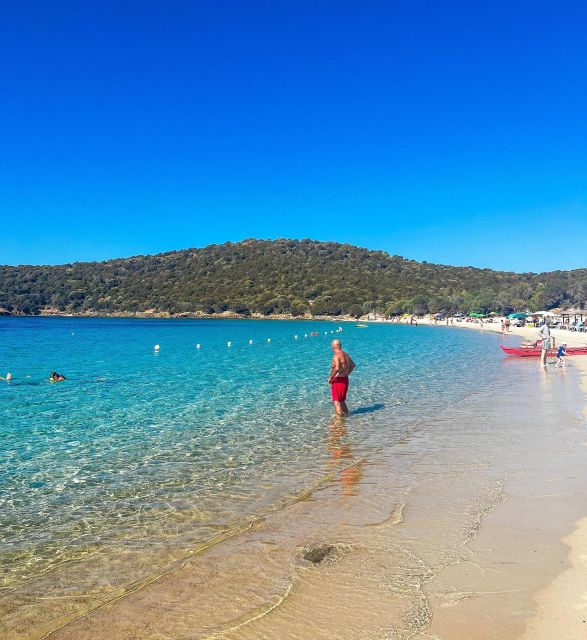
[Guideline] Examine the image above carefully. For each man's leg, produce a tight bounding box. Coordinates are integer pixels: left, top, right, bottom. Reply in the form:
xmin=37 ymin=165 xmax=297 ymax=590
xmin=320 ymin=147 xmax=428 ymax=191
xmin=333 ymin=401 xmax=343 ymax=416
xmin=341 ymin=401 xmax=349 ymax=417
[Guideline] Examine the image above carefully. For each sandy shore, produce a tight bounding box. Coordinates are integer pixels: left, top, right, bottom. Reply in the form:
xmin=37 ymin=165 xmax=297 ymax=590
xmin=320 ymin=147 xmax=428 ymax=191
xmin=411 ymin=316 xmax=587 ymax=639
xmin=521 ymin=357 xmax=587 ymax=640
xmin=410 ymin=313 xmax=587 ymax=349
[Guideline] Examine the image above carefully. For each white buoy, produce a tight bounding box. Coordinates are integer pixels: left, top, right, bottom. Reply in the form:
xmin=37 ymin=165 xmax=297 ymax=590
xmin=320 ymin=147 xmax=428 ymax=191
xmin=324 ymin=332 xmax=328 ymax=335
xmin=267 ymin=338 xmax=271 ymax=343
xmin=330 ymin=330 xmax=334 ymax=334
xmin=196 ymin=343 xmax=201 ymax=349
xmin=294 ymin=335 xmax=298 ymax=339
xmin=227 ymin=341 xmax=232 ymax=347
xmin=154 ymin=344 xmax=160 ymax=352
xmin=304 ymin=333 xmax=308 ymax=338
xmin=249 ymin=339 xmax=253 ymax=345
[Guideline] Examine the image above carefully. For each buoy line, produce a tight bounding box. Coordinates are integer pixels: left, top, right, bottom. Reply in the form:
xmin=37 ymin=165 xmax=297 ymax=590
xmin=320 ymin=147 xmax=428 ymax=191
xmin=153 ymin=327 xmax=344 ymax=353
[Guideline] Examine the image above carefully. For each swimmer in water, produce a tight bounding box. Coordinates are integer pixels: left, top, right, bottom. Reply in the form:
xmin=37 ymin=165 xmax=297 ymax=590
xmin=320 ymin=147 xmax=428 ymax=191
xmin=0 ymin=372 xmax=12 ymax=381
xmin=49 ymin=372 xmax=66 ymax=383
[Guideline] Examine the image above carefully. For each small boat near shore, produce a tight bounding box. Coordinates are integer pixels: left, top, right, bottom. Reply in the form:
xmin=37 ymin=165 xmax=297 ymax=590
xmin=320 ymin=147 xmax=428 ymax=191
xmin=355 ymin=323 xmax=368 ymax=328
xmin=500 ymin=345 xmax=587 ymax=357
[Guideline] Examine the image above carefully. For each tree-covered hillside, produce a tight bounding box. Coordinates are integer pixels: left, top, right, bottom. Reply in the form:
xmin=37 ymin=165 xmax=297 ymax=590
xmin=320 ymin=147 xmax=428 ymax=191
xmin=0 ymin=239 xmax=585 ymax=317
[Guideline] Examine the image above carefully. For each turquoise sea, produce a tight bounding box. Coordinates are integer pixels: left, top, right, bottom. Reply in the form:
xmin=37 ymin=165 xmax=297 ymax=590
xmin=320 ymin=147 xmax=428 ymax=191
xmin=0 ymin=317 xmax=506 ymax=635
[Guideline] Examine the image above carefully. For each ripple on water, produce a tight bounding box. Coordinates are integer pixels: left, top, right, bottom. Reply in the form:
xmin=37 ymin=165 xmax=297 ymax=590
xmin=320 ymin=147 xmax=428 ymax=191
xmin=0 ymin=317 xmax=507 ymax=637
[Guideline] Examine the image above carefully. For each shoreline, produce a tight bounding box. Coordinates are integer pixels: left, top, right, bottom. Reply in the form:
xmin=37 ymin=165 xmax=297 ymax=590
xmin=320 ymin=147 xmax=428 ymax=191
xmin=5 ymin=310 xmax=587 ymax=347
xmin=2 ymin=310 xmax=356 ymax=322
xmin=520 ymin=359 xmax=587 ymax=640
xmin=413 ymin=314 xmax=587 ymax=349
xmin=416 ymin=317 xmax=587 ymax=639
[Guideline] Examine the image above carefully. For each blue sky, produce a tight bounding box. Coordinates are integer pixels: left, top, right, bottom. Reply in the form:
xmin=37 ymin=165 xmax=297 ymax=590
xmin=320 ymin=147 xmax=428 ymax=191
xmin=1 ymin=1 xmax=586 ymax=272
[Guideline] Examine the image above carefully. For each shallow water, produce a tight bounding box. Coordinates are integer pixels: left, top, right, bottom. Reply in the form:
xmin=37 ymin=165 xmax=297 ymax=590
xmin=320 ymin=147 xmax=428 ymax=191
xmin=0 ymin=318 xmax=517 ymax=637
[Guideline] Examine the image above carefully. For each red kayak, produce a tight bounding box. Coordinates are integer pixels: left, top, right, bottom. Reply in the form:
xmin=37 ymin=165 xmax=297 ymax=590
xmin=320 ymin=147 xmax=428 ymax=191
xmin=500 ymin=345 xmax=587 ymax=357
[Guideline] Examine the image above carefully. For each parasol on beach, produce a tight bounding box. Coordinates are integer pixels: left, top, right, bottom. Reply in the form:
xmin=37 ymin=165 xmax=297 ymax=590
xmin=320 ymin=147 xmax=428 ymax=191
xmin=507 ymin=312 xmax=528 ymax=319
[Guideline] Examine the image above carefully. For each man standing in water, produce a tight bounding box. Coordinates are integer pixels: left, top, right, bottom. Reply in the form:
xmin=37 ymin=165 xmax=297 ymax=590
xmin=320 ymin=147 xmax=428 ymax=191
xmin=539 ymin=321 xmax=551 ymax=367
xmin=328 ymin=339 xmax=355 ymax=416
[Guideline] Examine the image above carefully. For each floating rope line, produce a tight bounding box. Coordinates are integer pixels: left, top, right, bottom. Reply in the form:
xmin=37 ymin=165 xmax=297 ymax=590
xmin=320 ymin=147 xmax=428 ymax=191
xmin=160 ymin=326 xmax=344 ymax=353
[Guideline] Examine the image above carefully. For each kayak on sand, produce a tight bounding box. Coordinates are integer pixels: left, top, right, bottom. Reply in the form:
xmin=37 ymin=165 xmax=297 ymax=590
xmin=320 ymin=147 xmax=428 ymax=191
xmin=500 ymin=345 xmax=587 ymax=357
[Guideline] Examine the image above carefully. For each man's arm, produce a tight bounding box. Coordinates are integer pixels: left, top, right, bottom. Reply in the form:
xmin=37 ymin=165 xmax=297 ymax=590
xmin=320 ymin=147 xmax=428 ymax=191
xmin=329 ymin=355 xmax=340 ymax=384
xmin=348 ymin=356 xmax=356 ymax=374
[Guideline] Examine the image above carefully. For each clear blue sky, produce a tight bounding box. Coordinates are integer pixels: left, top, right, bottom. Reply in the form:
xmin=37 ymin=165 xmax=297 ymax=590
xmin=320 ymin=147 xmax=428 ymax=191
xmin=1 ymin=1 xmax=586 ymax=272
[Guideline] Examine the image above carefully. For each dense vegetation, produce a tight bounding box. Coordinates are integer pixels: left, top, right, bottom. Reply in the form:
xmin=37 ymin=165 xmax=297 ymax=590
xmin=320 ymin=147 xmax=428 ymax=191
xmin=0 ymin=239 xmax=585 ymax=317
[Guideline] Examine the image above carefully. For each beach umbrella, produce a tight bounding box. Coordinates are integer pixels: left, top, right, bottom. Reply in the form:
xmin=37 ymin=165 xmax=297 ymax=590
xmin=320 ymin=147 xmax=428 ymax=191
xmin=469 ymin=312 xmax=486 ymax=318
xmin=507 ymin=312 xmax=528 ymax=319
xmin=534 ymin=311 xmax=558 ymax=317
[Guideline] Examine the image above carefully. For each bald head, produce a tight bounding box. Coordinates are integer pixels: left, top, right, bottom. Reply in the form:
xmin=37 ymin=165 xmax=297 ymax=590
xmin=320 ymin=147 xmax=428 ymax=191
xmin=331 ymin=339 xmax=342 ymax=350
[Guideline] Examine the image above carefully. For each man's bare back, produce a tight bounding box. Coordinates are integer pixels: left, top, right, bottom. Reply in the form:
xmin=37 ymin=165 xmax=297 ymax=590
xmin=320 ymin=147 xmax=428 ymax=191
xmin=328 ymin=340 xmax=355 ymax=416
xmin=330 ymin=350 xmax=354 ymax=380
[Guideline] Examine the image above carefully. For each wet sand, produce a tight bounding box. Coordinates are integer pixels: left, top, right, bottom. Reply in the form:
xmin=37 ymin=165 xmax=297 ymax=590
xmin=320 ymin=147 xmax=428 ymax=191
xmin=415 ymin=317 xmax=587 ymax=640
xmin=520 ymin=357 xmax=587 ymax=640
xmin=20 ymin=334 xmax=584 ymax=640
xmin=425 ymin=363 xmax=587 ymax=640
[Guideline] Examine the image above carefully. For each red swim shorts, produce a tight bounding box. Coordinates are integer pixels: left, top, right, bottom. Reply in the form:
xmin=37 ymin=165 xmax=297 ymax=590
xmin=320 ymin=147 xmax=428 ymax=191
xmin=331 ymin=376 xmax=349 ymax=402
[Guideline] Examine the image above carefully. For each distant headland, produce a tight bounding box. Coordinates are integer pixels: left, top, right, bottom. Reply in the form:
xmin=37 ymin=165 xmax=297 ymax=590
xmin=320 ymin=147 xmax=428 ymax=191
xmin=1 ymin=239 xmax=585 ymax=318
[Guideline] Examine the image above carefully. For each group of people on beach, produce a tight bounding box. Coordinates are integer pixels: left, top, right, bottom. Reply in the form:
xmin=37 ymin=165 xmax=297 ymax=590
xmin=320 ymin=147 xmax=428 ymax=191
xmin=517 ymin=320 xmax=567 ymax=368
xmin=538 ymin=321 xmax=567 ymax=368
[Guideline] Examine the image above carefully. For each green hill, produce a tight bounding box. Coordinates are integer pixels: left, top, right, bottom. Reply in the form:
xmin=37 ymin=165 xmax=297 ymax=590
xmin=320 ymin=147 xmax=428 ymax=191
xmin=0 ymin=239 xmax=585 ymax=317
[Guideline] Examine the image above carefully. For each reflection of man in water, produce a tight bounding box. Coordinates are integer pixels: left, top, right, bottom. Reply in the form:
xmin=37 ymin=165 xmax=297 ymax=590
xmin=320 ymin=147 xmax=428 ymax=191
xmin=327 ymin=418 xmax=363 ymax=496
xmin=328 ymin=340 xmax=355 ymax=416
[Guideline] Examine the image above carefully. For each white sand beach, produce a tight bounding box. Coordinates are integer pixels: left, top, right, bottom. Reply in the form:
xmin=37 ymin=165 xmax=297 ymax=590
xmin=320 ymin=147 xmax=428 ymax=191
xmin=410 ymin=316 xmax=587 ymax=640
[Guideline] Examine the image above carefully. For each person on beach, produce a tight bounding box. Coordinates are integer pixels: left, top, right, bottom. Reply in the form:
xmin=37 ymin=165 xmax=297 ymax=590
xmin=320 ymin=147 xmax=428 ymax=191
xmin=328 ymin=339 xmax=355 ymax=417
xmin=539 ymin=322 xmax=551 ymax=367
xmin=556 ymin=343 xmax=567 ymax=369
xmin=505 ymin=317 xmax=511 ymax=332
xmin=49 ymin=372 xmax=66 ymax=383
xmin=0 ymin=372 xmax=11 ymax=382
